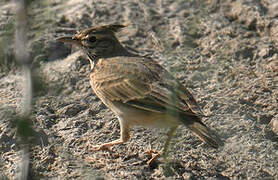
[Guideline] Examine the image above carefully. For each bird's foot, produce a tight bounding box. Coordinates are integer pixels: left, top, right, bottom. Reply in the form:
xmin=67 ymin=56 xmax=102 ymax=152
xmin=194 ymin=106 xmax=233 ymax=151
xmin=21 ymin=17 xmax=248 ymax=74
xmin=87 ymin=139 xmax=125 ymax=152
xmin=145 ymin=150 xmax=161 ymax=166
xmin=87 ymin=144 xmax=112 ymax=152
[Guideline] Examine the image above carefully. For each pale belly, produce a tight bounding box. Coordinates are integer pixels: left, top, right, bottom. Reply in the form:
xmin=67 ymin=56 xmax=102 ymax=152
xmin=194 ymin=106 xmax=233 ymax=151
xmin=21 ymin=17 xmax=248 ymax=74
xmin=111 ymin=101 xmax=182 ymax=128
xmin=92 ymin=89 xmax=182 ymax=128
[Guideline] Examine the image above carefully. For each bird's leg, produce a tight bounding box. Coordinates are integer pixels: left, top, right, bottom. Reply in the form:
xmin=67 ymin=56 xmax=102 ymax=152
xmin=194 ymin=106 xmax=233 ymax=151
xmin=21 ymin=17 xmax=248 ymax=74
xmin=162 ymin=126 xmax=177 ymax=157
xmin=147 ymin=126 xmax=177 ymax=165
xmin=89 ymin=118 xmax=130 ymax=151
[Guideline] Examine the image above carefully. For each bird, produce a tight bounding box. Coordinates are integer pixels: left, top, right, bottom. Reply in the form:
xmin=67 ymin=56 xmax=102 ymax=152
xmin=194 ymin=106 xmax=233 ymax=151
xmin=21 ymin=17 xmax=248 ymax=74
xmin=57 ymin=24 xmax=222 ymax=163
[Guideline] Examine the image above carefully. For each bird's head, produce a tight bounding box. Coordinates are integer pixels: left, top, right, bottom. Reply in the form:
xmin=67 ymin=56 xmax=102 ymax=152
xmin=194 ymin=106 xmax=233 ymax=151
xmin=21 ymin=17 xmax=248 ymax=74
xmin=57 ymin=24 xmax=128 ymax=60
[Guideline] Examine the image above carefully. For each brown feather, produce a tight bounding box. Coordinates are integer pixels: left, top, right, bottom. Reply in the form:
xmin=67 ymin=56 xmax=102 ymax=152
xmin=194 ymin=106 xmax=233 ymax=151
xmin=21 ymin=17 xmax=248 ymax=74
xmin=91 ymin=56 xmax=199 ymax=116
xmin=185 ymin=117 xmax=223 ymax=148
xmin=57 ymin=24 xmax=223 ymax=150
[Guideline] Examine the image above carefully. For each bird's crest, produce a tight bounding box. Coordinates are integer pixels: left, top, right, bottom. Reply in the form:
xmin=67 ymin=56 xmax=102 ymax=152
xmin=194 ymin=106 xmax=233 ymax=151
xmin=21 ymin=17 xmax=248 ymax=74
xmin=73 ymin=24 xmax=127 ymax=39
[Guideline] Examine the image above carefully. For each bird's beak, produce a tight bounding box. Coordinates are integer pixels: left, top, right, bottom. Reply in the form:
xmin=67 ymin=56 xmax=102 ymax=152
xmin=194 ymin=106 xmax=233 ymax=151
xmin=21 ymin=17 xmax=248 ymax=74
xmin=56 ymin=36 xmax=82 ymax=46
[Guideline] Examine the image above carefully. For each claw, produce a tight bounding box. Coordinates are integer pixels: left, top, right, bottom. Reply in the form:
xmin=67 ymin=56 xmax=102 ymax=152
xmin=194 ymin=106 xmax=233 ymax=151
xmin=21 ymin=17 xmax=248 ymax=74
xmin=147 ymin=153 xmax=160 ymax=166
xmin=87 ymin=144 xmax=112 ymax=152
xmin=144 ymin=150 xmax=161 ymax=166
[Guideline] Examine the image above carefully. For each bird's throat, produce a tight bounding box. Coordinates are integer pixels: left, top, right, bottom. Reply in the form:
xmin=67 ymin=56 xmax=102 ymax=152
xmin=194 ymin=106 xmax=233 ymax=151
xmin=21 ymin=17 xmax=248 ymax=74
xmin=86 ymin=53 xmax=98 ymax=71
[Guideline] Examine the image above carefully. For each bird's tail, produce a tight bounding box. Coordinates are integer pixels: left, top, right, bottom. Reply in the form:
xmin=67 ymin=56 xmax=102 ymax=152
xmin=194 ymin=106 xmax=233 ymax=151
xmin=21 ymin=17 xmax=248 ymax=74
xmin=183 ymin=116 xmax=223 ymax=148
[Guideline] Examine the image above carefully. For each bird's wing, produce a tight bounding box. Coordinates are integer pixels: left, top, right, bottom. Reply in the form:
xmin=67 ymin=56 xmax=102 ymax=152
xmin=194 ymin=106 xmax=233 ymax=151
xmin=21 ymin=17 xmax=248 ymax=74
xmin=91 ymin=57 xmax=203 ymax=116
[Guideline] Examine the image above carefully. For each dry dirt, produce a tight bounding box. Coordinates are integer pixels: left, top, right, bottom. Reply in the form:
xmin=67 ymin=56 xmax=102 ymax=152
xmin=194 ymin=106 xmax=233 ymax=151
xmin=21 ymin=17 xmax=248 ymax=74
xmin=0 ymin=0 xmax=278 ymax=179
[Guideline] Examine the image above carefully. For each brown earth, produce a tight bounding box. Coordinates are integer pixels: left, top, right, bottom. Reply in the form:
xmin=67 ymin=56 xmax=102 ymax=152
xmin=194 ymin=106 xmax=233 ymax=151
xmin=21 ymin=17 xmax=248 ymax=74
xmin=0 ymin=0 xmax=277 ymax=179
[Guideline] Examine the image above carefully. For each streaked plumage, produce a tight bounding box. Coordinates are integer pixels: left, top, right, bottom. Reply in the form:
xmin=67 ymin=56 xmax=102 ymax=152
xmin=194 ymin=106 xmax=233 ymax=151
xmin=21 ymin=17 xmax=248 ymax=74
xmin=57 ymin=24 xmax=222 ymax=161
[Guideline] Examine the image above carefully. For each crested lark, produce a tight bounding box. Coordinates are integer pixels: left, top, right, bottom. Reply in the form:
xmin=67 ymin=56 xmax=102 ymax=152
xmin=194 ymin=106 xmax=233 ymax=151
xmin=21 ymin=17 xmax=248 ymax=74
xmin=57 ymin=24 xmax=222 ymax=161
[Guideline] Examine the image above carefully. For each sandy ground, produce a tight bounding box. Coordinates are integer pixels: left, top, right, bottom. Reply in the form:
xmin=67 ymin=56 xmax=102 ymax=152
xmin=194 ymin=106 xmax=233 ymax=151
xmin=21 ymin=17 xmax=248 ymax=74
xmin=0 ymin=0 xmax=278 ymax=179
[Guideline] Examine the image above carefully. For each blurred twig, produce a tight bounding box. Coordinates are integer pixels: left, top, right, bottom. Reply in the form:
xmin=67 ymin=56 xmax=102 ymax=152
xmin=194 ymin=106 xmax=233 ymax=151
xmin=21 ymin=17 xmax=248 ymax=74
xmin=14 ymin=0 xmax=33 ymax=179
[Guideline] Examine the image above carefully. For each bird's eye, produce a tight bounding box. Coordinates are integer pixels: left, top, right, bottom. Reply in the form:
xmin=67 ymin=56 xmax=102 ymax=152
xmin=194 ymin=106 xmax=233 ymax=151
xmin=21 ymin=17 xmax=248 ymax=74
xmin=88 ymin=36 xmax=96 ymax=42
